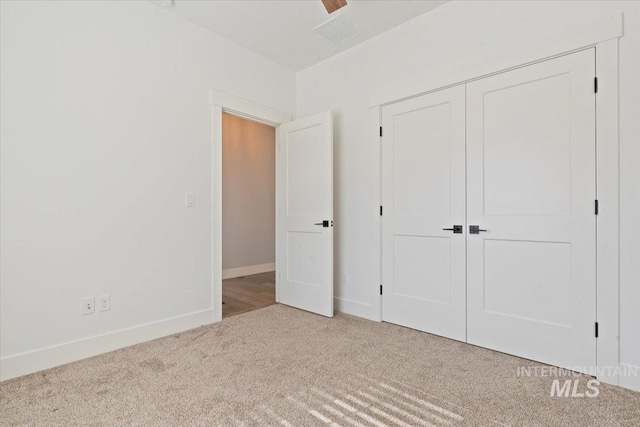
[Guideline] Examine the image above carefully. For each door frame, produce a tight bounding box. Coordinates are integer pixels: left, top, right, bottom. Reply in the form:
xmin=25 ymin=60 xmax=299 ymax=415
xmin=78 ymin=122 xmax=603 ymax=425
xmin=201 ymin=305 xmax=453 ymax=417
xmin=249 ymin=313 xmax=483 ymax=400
xmin=370 ymin=14 xmax=622 ymax=386
xmin=210 ymin=90 xmax=292 ymax=322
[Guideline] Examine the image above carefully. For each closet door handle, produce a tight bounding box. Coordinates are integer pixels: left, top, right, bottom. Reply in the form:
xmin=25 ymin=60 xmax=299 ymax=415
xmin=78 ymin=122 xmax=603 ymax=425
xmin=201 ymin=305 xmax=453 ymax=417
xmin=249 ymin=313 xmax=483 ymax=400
xmin=469 ymin=225 xmax=487 ymax=234
xmin=442 ymin=225 xmax=463 ymax=234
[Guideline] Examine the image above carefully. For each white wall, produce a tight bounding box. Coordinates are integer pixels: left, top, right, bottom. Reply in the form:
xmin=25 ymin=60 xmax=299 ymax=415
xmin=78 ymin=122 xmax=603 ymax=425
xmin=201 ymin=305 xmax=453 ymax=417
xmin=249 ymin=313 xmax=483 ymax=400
xmin=297 ymin=0 xmax=640 ymax=387
xmin=0 ymin=0 xmax=294 ymax=378
xmin=222 ymin=113 xmax=275 ymax=273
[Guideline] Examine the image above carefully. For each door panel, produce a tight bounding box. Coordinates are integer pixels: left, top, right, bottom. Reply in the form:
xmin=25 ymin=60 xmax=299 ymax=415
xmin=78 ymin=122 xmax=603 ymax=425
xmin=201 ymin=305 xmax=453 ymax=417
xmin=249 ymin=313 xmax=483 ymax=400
xmin=277 ymin=112 xmax=333 ymax=317
xmin=382 ymin=85 xmax=466 ymax=341
xmin=482 ymin=73 xmax=572 ymax=216
xmin=466 ymin=49 xmax=596 ymax=371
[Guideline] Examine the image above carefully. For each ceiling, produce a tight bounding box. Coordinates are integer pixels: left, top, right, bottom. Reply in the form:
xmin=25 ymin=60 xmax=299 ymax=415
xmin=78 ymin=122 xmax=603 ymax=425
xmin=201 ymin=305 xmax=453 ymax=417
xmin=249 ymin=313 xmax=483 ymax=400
xmin=152 ymin=0 xmax=448 ymax=71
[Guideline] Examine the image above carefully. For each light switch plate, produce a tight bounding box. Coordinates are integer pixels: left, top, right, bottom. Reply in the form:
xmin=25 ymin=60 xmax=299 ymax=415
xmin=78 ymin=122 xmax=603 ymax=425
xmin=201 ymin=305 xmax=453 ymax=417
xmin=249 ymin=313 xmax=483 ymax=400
xmin=186 ymin=193 xmax=195 ymax=207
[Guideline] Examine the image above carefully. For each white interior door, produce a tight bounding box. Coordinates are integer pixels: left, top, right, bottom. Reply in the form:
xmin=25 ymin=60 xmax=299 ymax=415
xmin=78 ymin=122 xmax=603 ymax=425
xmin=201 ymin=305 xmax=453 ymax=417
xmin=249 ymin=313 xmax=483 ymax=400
xmin=276 ymin=111 xmax=333 ymax=317
xmin=466 ymin=49 xmax=596 ymax=371
xmin=382 ymin=86 xmax=466 ymax=341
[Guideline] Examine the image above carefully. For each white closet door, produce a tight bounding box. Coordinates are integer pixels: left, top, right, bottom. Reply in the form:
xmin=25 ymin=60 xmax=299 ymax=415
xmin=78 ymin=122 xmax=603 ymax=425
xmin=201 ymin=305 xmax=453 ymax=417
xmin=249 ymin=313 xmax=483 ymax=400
xmin=382 ymin=85 xmax=466 ymax=341
xmin=277 ymin=111 xmax=333 ymax=317
xmin=466 ymin=49 xmax=596 ymax=371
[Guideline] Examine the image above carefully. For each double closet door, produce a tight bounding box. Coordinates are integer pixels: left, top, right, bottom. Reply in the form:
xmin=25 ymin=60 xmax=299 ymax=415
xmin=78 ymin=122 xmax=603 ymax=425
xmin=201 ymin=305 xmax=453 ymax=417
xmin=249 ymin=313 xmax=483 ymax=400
xmin=381 ymin=49 xmax=597 ymax=371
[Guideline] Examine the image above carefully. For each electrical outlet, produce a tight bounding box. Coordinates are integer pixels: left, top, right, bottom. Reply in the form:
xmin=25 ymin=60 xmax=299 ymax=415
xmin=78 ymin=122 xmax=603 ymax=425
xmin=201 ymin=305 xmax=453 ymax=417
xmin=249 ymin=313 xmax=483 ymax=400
xmin=340 ymin=271 xmax=349 ymax=284
xmin=82 ymin=297 xmax=95 ymax=315
xmin=97 ymin=295 xmax=111 ymax=312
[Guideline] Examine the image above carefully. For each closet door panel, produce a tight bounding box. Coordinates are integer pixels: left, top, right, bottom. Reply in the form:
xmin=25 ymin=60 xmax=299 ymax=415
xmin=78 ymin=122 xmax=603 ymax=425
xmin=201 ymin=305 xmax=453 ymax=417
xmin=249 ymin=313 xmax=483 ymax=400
xmin=381 ymin=85 xmax=466 ymax=341
xmin=466 ymin=49 xmax=597 ymax=371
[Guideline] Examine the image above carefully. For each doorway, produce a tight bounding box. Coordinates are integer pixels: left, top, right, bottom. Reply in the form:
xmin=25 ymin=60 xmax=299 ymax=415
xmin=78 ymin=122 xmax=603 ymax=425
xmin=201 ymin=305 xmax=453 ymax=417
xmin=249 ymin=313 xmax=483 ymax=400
xmin=211 ymin=90 xmax=335 ymax=322
xmin=221 ymin=112 xmax=276 ymax=318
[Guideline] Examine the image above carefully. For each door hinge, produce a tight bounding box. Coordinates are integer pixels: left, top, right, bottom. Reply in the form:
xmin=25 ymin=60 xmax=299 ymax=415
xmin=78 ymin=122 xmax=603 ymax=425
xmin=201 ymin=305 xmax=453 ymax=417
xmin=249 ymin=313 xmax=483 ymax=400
xmin=380 ymin=285 xmax=383 ymax=295
xmin=594 ymin=77 xmax=598 ymax=93
xmin=379 ymin=127 xmax=383 ymax=137
xmin=380 ymin=206 xmax=383 ymax=216
xmin=595 ymin=322 xmax=599 ymax=338
xmin=595 ymin=199 xmax=599 ymax=215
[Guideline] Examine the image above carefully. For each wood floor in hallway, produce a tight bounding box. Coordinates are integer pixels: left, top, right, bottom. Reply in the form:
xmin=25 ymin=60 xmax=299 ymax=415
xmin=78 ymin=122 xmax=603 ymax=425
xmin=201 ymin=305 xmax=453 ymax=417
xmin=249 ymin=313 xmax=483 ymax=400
xmin=222 ymin=271 xmax=276 ymax=318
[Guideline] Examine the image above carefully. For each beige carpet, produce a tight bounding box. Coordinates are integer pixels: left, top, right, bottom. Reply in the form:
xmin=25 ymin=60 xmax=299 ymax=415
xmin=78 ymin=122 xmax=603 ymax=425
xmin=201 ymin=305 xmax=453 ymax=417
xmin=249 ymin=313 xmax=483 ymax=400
xmin=1 ymin=305 xmax=639 ymax=426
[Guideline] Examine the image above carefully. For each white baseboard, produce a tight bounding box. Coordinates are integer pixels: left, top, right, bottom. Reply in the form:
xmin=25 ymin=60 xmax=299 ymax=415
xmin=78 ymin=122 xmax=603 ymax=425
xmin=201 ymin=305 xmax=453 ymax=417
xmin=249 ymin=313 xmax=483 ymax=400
xmin=222 ymin=263 xmax=275 ymax=280
xmin=334 ymin=297 xmax=374 ymax=320
xmin=619 ymin=363 xmax=640 ymax=392
xmin=0 ymin=309 xmax=215 ymax=382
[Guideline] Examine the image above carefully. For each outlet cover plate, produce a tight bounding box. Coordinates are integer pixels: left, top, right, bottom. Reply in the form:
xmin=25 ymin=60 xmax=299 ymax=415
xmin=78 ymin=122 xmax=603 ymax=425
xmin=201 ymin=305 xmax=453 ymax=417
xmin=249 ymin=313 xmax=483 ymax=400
xmin=82 ymin=296 xmax=95 ymax=315
xmin=97 ymin=295 xmax=111 ymax=312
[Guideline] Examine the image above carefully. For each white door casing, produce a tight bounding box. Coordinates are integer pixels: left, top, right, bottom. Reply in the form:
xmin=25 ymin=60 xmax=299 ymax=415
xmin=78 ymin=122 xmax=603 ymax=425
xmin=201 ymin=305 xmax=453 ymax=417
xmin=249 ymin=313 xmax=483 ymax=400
xmin=276 ymin=111 xmax=334 ymax=317
xmin=381 ymin=86 xmax=466 ymax=341
xmin=466 ymin=49 xmax=597 ymax=371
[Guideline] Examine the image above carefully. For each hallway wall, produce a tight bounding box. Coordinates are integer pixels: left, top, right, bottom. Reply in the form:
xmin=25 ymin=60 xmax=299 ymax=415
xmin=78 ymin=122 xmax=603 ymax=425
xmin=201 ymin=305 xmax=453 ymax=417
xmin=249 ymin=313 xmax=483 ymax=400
xmin=222 ymin=113 xmax=276 ymax=276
